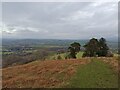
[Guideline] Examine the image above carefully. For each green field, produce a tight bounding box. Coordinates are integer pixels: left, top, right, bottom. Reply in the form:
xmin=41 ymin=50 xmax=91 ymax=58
xmin=76 ymin=51 xmax=84 ymax=59
xmin=65 ymin=58 xmax=118 ymax=88
xmin=2 ymin=52 xmax=13 ymax=55
xmin=49 ymin=51 xmax=84 ymax=60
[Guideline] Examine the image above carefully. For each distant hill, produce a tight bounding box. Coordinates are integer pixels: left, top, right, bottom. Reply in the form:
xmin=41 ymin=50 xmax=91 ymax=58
xmin=2 ymin=38 xmax=118 ymax=50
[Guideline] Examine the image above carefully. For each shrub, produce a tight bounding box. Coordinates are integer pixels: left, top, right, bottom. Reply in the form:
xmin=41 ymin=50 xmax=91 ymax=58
xmin=57 ymin=55 xmax=62 ymax=60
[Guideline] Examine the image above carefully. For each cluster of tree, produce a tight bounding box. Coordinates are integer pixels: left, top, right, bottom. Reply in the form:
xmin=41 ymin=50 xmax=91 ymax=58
xmin=83 ymin=38 xmax=112 ymax=57
xmin=67 ymin=37 xmax=113 ymax=58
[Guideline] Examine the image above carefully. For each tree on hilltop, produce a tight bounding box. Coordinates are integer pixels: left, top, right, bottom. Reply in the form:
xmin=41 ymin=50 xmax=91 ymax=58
xmin=83 ymin=38 xmax=99 ymax=57
xmin=83 ymin=37 xmax=110 ymax=57
xmin=97 ymin=37 xmax=109 ymax=57
xmin=68 ymin=42 xmax=81 ymax=59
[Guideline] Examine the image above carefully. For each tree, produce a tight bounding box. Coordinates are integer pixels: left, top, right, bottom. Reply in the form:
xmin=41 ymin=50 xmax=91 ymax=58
xmin=68 ymin=46 xmax=76 ymax=58
xmin=82 ymin=37 xmax=110 ymax=57
xmin=70 ymin=42 xmax=81 ymax=52
xmin=68 ymin=42 xmax=81 ymax=58
xmin=83 ymin=38 xmax=99 ymax=57
xmin=57 ymin=55 xmax=62 ymax=60
xmin=97 ymin=37 xmax=109 ymax=56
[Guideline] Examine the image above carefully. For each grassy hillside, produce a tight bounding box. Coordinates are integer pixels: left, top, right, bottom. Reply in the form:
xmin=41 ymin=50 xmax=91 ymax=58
xmin=3 ymin=58 xmax=90 ymax=88
xmin=48 ymin=51 xmax=84 ymax=60
xmin=2 ymin=57 xmax=118 ymax=88
xmin=65 ymin=58 xmax=118 ymax=88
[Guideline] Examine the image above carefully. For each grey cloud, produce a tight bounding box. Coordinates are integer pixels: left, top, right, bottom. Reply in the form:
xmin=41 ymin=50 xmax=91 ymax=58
xmin=2 ymin=2 xmax=118 ymax=39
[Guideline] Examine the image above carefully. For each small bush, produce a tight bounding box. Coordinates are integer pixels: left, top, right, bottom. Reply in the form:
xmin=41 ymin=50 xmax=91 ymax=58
xmin=57 ymin=55 xmax=62 ymax=60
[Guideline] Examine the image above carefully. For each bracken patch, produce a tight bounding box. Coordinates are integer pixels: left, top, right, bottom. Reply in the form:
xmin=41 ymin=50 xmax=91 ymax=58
xmin=2 ymin=59 xmax=90 ymax=88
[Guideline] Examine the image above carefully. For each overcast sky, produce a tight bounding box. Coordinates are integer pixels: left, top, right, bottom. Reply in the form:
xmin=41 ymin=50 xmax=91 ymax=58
xmin=2 ymin=2 xmax=118 ymax=40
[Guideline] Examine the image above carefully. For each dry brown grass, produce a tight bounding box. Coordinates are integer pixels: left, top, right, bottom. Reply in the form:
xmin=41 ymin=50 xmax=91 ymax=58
xmin=97 ymin=57 xmax=119 ymax=72
xmin=2 ymin=59 xmax=90 ymax=88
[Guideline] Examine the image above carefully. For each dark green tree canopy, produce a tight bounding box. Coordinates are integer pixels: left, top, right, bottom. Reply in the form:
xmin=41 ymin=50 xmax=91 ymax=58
xmin=83 ymin=38 xmax=99 ymax=57
xmin=83 ymin=37 xmax=110 ymax=57
xmin=68 ymin=42 xmax=81 ymax=59
xmin=97 ymin=37 xmax=109 ymax=56
xmin=70 ymin=42 xmax=81 ymax=52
